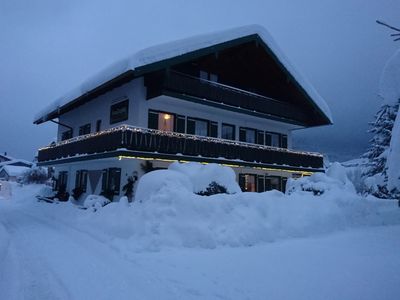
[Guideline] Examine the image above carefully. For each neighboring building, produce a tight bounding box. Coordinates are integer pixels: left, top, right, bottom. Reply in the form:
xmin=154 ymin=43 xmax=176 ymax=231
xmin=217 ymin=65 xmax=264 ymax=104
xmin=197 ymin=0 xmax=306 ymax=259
xmin=0 ymin=153 xmax=12 ymax=163
xmin=0 ymin=165 xmax=31 ymax=182
xmin=34 ymin=25 xmax=332 ymax=200
xmin=0 ymin=152 xmax=33 ymax=169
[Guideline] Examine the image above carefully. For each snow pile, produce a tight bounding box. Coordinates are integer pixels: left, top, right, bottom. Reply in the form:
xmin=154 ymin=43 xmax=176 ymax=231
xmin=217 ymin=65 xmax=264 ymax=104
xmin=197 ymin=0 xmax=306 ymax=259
xmin=286 ymin=162 xmax=356 ymax=195
xmin=82 ymin=195 xmax=111 ymax=211
xmin=79 ymin=163 xmax=399 ymax=252
xmin=379 ymin=48 xmax=400 ymax=196
xmin=136 ymin=162 xmax=240 ymax=200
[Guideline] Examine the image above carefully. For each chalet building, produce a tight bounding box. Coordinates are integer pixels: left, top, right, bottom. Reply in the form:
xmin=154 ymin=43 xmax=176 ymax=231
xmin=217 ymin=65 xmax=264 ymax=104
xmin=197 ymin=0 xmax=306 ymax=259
xmin=34 ymin=25 xmax=332 ymax=200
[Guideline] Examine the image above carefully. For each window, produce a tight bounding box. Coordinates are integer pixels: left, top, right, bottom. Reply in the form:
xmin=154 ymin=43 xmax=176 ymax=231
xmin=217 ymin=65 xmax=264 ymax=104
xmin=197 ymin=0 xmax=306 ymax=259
xmin=148 ymin=111 xmax=158 ymax=129
xmin=187 ymin=118 xmax=208 ymax=136
xmin=257 ymin=130 xmax=264 ymax=145
xmin=239 ymin=127 xmax=256 ymax=143
xmin=175 ymin=115 xmax=186 ymax=133
xmin=148 ymin=110 xmax=177 ymax=132
xmin=75 ymin=170 xmax=88 ymax=192
xmin=101 ymin=168 xmax=121 ymax=195
xmin=265 ymin=132 xmax=280 ymax=147
xmin=222 ymin=123 xmax=235 ymax=140
xmin=96 ymin=120 xmax=102 ymax=132
xmin=265 ymin=176 xmax=281 ymax=191
xmin=110 ymin=99 xmax=129 ymax=124
xmin=79 ymin=123 xmax=91 ymax=136
xmin=239 ymin=174 xmax=257 ymax=192
xmin=210 ymin=122 xmax=218 ymax=138
xmin=199 ymin=70 xmax=218 ymax=82
xmin=61 ymin=129 xmax=73 ymax=141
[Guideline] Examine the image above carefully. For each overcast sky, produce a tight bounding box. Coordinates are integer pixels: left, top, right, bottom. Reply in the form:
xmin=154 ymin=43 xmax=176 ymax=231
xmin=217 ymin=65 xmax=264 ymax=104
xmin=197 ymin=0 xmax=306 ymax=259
xmin=0 ymin=0 xmax=399 ymax=161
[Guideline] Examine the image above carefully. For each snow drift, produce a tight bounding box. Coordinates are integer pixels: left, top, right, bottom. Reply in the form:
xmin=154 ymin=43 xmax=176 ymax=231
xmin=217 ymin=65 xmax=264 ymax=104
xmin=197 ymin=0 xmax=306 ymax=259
xmin=72 ymin=162 xmax=400 ymax=252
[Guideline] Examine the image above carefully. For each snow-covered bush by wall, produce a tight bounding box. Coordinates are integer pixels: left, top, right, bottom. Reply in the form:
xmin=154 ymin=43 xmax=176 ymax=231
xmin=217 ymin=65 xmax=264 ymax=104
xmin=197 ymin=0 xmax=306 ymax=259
xmin=286 ymin=162 xmax=356 ymax=196
xmin=135 ymin=162 xmax=240 ymax=202
xmin=23 ymin=166 xmax=48 ymax=184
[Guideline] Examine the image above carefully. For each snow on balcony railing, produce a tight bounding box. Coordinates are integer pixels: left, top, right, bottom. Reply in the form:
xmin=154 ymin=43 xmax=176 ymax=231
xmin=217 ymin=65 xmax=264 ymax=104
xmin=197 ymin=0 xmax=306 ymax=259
xmin=39 ymin=124 xmax=323 ymax=158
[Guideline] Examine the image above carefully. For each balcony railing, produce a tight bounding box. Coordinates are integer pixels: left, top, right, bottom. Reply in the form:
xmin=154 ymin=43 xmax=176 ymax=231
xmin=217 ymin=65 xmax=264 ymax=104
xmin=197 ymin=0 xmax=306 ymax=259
xmin=146 ymin=71 xmax=310 ymax=124
xmin=38 ymin=125 xmax=324 ymax=170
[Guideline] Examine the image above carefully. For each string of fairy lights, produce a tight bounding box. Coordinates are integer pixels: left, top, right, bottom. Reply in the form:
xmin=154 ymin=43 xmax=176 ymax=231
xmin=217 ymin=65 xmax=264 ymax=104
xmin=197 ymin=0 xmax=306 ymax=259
xmin=39 ymin=124 xmax=323 ymax=158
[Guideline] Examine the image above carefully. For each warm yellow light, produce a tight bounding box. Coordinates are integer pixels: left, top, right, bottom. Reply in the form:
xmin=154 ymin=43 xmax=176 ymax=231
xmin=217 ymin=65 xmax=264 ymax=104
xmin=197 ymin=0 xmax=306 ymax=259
xmin=163 ymin=114 xmax=171 ymax=120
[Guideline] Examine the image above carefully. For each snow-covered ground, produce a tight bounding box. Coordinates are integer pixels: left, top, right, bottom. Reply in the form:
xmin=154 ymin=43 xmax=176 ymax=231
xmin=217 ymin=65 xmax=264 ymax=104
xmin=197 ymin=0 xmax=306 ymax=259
xmin=1 ymin=173 xmax=400 ymax=300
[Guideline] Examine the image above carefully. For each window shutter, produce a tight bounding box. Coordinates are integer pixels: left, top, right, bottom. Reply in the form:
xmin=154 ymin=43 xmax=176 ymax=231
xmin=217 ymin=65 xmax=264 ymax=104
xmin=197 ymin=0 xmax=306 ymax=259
xmin=82 ymin=170 xmax=88 ymax=192
xmin=265 ymin=177 xmax=272 ymax=191
xmin=281 ymin=135 xmax=288 ymax=148
xmin=148 ymin=111 xmax=158 ymax=129
xmin=176 ymin=115 xmax=186 ymax=133
xmin=281 ymin=177 xmax=287 ymax=193
xmin=101 ymin=169 xmax=108 ymax=193
xmin=257 ymin=175 xmax=265 ymax=192
xmin=210 ymin=122 xmax=218 ymax=138
xmin=75 ymin=171 xmax=81 ymax=189
xmin=238 ymin=174 xmax=246 ymax=192
xmin=113 ymin=168 xmax=121 ymax=195
xmin=239 ymin=128 xmax=246 ymax=142
xmin=257 ymin=131 xmax=264 ymax=145
xmin=186 ymin=119 xmax=195 ymax=135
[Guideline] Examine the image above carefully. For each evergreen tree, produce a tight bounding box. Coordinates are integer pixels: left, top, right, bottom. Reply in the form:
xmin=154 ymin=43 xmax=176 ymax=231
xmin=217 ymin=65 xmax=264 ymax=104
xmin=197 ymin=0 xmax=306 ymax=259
xmin=362 ymin=99 xmax=399 ymax=198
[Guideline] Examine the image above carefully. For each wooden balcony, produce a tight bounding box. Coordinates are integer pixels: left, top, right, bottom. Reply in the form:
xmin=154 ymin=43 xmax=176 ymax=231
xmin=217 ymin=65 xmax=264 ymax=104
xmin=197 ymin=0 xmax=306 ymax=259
xmin=145 ymin=71 xmax=311 ymax=125
xmin=38 ymin=125 xmax=324 ymax=171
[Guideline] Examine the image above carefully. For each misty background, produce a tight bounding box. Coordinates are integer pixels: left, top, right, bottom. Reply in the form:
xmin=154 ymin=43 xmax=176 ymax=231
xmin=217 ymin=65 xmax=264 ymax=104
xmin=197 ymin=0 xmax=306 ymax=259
xmin=0 ymin=0 xmax=399 ymax=162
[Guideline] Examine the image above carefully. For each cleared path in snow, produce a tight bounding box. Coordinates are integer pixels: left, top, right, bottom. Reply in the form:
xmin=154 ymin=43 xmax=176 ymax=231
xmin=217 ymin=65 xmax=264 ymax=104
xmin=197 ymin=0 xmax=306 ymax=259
xmin=0 ymin=189 xmax=399 ymax=299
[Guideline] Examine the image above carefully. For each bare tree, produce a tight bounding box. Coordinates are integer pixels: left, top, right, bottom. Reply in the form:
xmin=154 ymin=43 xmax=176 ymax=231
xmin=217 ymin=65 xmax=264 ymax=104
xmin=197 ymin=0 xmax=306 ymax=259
xmin=376 ymin=20 xmax=400 ymax=41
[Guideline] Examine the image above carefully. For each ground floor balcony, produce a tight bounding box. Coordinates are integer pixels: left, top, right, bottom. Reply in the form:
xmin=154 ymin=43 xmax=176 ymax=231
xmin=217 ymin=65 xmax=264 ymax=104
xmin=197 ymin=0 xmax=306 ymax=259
xmin=37 ymin=125 xmax=324 ymax=171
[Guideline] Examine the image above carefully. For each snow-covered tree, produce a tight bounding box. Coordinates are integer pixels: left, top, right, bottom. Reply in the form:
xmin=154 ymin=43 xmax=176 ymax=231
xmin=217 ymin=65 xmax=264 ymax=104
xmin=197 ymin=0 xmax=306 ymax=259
xmin=362 ymin=46 xmax=400 ymax=199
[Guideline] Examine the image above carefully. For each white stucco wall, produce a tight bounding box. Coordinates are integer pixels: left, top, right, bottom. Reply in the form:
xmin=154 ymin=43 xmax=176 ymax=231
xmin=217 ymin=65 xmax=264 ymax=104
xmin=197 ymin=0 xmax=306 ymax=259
xmin=56 ymin=77 xmax=299 ymax=149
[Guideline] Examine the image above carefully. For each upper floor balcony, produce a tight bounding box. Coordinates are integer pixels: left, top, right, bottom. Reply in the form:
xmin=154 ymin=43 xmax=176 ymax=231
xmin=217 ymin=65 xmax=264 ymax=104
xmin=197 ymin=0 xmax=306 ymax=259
xmin=145 ymin=70 xmax=313 ymax=126
xmin=37 ymin=125 xmax=324 ymax=171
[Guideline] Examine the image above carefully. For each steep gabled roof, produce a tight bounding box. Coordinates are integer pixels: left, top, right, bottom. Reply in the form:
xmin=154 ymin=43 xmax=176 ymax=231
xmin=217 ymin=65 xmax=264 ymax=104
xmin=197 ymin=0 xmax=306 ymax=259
xmin=34 ymin=25 xmax=332 ymax=125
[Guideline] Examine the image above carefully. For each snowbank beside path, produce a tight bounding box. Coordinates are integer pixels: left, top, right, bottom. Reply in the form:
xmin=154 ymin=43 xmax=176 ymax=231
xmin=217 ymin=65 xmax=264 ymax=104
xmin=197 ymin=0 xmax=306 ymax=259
xmin=0 ymin=221 xmax=10 ymax=266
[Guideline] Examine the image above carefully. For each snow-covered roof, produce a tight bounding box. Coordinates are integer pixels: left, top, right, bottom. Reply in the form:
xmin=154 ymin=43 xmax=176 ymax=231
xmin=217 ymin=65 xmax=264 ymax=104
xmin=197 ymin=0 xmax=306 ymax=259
xmin=0 ymin=165 xmax=30 ymax=177
xmin=0 ymin=159 xmax=33 ymax=168
xmin=34 ymin=24 xmax=332 ymax=124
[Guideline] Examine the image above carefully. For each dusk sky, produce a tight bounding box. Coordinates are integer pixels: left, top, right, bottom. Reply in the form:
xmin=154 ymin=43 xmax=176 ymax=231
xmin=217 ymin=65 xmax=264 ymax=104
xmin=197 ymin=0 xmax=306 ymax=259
xmin=1 ymin=0 xmax=399 ymax=161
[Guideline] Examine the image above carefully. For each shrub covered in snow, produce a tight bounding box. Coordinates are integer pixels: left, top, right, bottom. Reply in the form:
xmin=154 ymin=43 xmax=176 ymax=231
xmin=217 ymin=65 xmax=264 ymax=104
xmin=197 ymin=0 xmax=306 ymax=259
xmin=82 ymin=195 xmax=111 ymax=211
xmin=286 ymin=162 xmax=356 ymax=196
xmin=23 ymin=166 xmax=48 ymax=184
xmin=135 ymin=162 xmax=240 ymax=202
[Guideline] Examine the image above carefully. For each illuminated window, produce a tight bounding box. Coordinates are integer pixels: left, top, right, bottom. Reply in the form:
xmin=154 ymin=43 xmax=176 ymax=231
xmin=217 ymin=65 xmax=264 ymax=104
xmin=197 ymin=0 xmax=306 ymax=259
xmin=239 ymin=174 xmax=257 ymax=192
xmin=158 ymin=113 xmax=174 ymax=131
